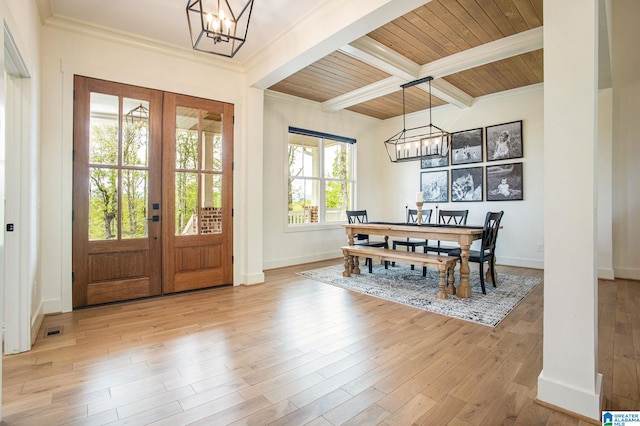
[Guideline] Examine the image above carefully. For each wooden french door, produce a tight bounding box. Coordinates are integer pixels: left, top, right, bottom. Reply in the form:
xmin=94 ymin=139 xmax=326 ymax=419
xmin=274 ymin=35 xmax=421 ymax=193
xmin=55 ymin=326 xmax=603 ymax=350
xmin=72 ymin=77 xmax=233 ymax=308
xmin=161 ymin=93 xmax=234 ymax=293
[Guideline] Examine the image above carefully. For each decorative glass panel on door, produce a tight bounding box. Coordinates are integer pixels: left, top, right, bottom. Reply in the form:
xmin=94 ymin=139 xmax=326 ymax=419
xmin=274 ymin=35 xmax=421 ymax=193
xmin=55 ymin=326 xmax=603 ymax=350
xmin=174 ymin=106 xmax=224 ymax=235
xmin=88 ymin=94 xmax=151 ymax=240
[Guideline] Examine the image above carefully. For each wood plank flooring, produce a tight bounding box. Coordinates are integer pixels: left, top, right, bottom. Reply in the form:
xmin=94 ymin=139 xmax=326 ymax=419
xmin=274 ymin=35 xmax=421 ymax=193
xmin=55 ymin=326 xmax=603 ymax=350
xmin=2 ymin=260 xmax=638 ymax=425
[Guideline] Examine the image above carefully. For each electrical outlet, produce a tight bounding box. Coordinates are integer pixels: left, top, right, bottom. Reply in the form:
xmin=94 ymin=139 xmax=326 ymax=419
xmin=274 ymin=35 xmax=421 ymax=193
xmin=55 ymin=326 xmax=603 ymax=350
xmin=537 ymin=243 xmax=544 ymax=252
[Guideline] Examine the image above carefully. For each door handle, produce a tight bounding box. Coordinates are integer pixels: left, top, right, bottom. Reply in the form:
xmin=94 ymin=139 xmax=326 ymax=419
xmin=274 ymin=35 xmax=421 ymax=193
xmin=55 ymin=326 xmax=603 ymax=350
xmin=147 ymin=215 xmax=160 ymax=222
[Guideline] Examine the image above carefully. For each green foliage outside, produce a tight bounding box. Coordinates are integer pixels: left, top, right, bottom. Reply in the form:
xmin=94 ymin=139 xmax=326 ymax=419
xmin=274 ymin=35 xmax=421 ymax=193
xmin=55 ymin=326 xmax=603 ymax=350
xmin=89 ymin=120 xmax=148 ymax=240
xmin=287 ymin=140 xmax=351 ymax=219
xmin=175 ymin=129 xmax=199 ymax=234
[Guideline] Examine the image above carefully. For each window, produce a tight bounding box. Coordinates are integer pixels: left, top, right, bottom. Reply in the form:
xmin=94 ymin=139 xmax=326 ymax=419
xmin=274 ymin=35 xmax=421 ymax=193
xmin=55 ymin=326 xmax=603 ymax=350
xmin=287 ymin=127 xmax=355 ymax=226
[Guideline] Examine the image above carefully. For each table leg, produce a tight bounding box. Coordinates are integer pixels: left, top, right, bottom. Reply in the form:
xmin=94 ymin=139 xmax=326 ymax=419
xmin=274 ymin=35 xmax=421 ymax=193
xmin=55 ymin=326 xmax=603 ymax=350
xmin=353 ymin=256 xmax=361 ymax=275
xmin=436 ymin=264 xmax=447 ymax=300
xmin=457 ymin=243 xmax=472 ymax=298
xmin=447 ymin=261 xmax=457 ymax=295
xmin=343 ymin=252 xmax=351 ymax=277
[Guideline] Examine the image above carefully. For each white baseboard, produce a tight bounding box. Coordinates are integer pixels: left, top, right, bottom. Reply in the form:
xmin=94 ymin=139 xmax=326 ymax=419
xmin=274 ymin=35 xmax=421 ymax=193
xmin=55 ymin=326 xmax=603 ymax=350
xmin=30 ymin=302 xmax=46 ymax=345
xmin=496 ymin=256 xmax=544 ymax=270
xmin=263 ymin=251 xmax=341 ymax=271
xmin=537 ymin=371 xmax=603 ymax=421
xmin=42 ymin=298 xmax=64 ymax=315
xmin=598 ymin=268 xmax=615 ymax=280
xmin=614 ymin=267 xmax=640 ymax=281
xmin=240 ymin=272 xmax=266 ymax=285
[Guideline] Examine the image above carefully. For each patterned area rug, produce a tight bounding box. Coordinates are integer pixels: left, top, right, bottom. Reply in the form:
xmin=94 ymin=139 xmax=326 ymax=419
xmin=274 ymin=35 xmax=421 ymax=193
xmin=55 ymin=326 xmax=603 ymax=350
xmin=298 ymin=263 xmax=541 ymax=327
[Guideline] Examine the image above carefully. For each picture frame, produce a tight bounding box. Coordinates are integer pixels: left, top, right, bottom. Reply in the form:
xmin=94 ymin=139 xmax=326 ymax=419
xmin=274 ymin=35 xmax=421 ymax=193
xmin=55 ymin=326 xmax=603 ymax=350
xmin=451 ymin=128 xmax=483 ymax=165
xmin=420 ymin=135 xmax=449 ymax=168
xmin=485 ymin=120 xmax=523 ymax=162
xmin=450 ymin=166 xmax=483 ymax=202
xmin=420 ymin=170 xmax=448 ymax=202
xmin=486 ymin=162 xmax=523 ymax=201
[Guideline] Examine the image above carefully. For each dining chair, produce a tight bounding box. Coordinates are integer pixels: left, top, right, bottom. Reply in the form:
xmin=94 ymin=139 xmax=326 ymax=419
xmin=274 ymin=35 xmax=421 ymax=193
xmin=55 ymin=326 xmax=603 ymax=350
xmin=448 ymin=211 xmax=504 ymax=294
xmin=346 ymin=210 xmax=388 ymax=273
xmin=425 ymin=209 xmax=469 ymax=254
xmin=392 ymin=209 xmax=432 ymax=273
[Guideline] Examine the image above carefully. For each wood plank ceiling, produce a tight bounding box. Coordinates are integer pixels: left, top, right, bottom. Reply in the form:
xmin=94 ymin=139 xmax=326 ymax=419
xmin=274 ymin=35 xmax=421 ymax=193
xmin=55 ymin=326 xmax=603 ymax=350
xmin=268 ymin=0 xmax=543 ymax=120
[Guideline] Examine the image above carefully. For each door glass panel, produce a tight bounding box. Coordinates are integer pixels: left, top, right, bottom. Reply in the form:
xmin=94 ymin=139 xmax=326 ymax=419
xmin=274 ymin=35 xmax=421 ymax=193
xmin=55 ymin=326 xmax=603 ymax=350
xmin=89 ymin=93 xmax=118 ymax=166
xmin=176 ymin=172 xmax=198 ymax=235
xmin=175 ymin=106 xmax=224 ymax=236
xmin=202 ymin=112 xmax=223 ymax=172
xmin=176 ymin=106 xmax=199 ymax=170
xmin=122 ymin=170 xmax=148 ymax=239
xmin=89 ymin=167 xmax=119 ymax=240
xmin=201 ymin=174 xmax=222 ymax=234
xmin=123 ymin=99 xmax=150 ymax=167
xmin=88 ymin=93 xmax=151 ymax=241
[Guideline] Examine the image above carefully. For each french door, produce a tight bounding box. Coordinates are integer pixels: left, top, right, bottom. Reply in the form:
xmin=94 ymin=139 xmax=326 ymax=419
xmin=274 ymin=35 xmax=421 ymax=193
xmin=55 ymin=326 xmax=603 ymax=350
xmin=72 ymin=76 xmax=233 ymax=308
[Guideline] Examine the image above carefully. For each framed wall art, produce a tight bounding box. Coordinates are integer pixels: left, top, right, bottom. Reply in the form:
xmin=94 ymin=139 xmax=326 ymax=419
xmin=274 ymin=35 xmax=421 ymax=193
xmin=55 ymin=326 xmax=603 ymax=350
xmin=451 ymin=128 xmax=483 ymax=165
xmin=485 ymin=120 xmax=523 ymax=161
xmin=420 ymin=170 xmax=448 ymax=202
xmin=486 ymin=162 xmax=523 ymax=201
xmin=450 ymin=166 xmax=483 ymax=202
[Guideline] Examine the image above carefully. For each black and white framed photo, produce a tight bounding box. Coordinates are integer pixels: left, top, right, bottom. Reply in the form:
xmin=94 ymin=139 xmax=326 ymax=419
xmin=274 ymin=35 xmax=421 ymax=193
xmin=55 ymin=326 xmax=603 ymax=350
xmin=485 ymin=120 xmax=523 ymax=161
xmin=486 ymin=162 xmax=523 ymax=201
xmin=451 ymin=128 xmax=483 ymax=165
xmin=450 ymin=167 xmax=483 ymax=202
xmin=420 ymin=135 xmax=449 ymax=168
xmin=420 ymin=170 xmax=448 ymax=202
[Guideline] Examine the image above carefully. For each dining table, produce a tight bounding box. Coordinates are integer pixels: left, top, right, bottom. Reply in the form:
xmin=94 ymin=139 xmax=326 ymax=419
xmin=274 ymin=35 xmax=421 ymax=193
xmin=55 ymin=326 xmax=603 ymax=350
xmin=343 ymin=222 xmax=484 ymax=298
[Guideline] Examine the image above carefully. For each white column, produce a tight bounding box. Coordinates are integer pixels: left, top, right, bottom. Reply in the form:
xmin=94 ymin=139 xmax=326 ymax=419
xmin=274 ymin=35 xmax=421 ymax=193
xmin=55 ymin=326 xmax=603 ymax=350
xmin=239 ymin=87 xmax=265 ymax=285
xmin=537 ymin=0 xmax=602 ymax=420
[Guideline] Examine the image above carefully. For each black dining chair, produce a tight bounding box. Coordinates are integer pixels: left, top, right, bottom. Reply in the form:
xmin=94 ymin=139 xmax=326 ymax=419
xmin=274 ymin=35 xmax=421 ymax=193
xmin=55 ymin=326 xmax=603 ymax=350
xmin=392 ymin=209 xmax=432 ymax=273
xmin=346 ymin=210 xmax=388 ymax=273
xmin=425 ymin=209 xmax=469 ymax=255
xmin=448 ymin=211 xmax=504 ymax=294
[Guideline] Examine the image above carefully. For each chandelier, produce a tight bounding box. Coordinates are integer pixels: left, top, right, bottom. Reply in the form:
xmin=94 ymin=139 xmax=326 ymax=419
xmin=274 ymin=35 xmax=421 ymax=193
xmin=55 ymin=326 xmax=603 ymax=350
xmin=384 ymin=76 xmax=449 ymax=163
xmin=186 ymin=0 xmax=254 ymax=58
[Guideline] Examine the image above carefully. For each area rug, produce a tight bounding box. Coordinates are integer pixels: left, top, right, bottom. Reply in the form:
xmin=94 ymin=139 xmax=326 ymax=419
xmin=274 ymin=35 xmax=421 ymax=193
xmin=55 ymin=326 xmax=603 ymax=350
xmin=298 ymin=263 xmax=541 ymax=327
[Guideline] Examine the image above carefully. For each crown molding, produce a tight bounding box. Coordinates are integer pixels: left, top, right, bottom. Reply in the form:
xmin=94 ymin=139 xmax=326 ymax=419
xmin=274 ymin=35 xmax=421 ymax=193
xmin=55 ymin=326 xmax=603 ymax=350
xmin=42 ymin=15 xmax=245 ymax=74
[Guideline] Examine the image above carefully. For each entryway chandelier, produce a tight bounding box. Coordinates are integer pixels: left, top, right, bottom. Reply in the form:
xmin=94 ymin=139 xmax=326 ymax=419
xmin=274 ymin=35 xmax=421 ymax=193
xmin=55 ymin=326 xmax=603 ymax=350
xmin=186 ymin=0 xmax=254 ymax=58
xmin=384 ymin=76 xmax=450 ymax=163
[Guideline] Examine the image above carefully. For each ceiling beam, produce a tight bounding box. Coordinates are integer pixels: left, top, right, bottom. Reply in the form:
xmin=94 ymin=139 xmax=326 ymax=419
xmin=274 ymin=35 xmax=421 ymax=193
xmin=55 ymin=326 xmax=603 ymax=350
xmin=246 ymin=0 xmax=429 ymax=89
xmin=325 ymin=26 xmax=543 ymax=113
xmin=420 ymin=26 xmax=543 ymax=77
xmin=340 ymin=36 xmax=419 ymax=80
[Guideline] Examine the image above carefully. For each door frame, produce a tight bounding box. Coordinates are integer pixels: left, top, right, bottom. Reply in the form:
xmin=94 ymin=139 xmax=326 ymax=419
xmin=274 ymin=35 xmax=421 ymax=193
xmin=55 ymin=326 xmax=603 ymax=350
xmin=3 ymin=23 xmax=32 ymax=355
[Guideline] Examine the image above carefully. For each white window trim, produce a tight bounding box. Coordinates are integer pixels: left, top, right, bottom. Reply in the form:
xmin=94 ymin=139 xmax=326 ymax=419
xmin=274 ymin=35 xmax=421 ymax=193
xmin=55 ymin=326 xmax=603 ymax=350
xmin=283 ymin=126 xmax=356 ymax=232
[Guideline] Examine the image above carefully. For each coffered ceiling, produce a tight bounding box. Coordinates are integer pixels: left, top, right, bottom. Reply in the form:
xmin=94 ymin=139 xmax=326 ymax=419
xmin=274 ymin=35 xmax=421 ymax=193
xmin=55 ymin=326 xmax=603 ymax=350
xmin=268 ymin=0 xmax=544 ymax=119
xmin=37 ymin=0 xmax=545 ymax=120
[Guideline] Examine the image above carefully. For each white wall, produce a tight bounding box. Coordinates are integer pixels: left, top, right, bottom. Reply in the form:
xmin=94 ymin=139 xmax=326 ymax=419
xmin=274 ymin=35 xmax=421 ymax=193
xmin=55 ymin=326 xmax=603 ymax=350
xmin=611 ymin=0 xmax=640 ymax=280
xmin=262 ymin=91 xmax=380 ymax=269
xmin=0 ymin=0 xmax=42 ymax=417
xmin=378 ymin=85 xmax=545 ymax=269
xmin=262 ymin=82 xmax=615 ymax=274
xmin=39 ymin=23 xmax=253 ymax=312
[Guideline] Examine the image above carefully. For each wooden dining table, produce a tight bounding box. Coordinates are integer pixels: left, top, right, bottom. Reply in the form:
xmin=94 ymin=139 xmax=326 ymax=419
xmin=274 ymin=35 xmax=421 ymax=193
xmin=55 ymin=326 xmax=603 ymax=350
xmin=343 ymin=222 xmax=484 ymax=298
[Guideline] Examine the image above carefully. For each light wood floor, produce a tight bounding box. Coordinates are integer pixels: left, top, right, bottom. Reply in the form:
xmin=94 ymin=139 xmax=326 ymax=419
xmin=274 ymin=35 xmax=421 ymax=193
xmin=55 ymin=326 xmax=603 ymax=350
xmin=2 ymin=260 xmax=638 ymax=425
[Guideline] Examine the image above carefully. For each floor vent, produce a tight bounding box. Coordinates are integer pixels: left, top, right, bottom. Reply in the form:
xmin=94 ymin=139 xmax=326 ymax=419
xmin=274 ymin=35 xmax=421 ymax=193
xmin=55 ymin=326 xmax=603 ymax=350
xmin=44 ymin=326 xmax=63 ymax=337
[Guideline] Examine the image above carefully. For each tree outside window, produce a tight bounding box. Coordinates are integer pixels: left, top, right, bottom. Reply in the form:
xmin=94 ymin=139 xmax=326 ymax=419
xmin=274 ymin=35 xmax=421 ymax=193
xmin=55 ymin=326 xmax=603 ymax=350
xmin=287 ymin=127 xmax=355 ymax=225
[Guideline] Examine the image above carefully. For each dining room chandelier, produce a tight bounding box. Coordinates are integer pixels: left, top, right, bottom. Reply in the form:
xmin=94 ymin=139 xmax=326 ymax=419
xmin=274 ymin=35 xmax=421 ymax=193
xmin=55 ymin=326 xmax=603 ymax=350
xmin=384 ymin=76 xmax=450 ymax=163
xmin=186 ymin=0 xmax=254 ymax=58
